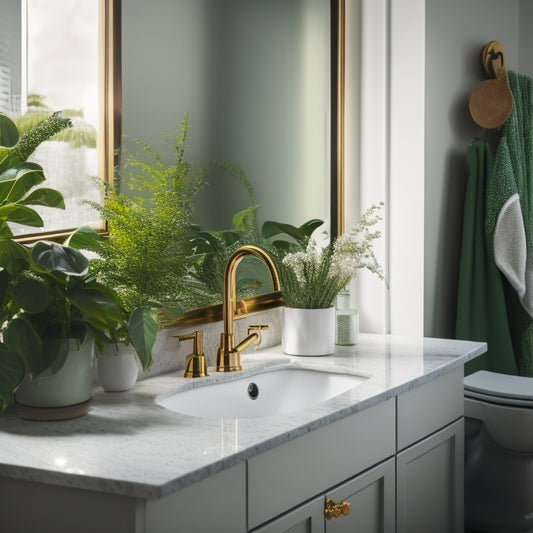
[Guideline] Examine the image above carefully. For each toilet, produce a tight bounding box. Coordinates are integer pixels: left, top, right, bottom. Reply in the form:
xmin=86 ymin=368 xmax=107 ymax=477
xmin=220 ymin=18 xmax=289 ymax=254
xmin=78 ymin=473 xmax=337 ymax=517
xmin=464 ymin=370 xmax=533 ymax=532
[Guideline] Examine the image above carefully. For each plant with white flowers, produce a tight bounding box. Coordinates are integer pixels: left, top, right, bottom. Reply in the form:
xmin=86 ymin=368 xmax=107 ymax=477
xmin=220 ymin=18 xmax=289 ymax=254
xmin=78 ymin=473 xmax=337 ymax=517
xmin=279 ymin=203 xmax=384 ymax=309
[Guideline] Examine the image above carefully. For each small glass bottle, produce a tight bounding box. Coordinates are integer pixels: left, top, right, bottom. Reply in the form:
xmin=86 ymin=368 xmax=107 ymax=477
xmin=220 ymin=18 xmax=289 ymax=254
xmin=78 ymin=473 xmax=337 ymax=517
xmin=335 ymin=289 xmax=359 ymax=345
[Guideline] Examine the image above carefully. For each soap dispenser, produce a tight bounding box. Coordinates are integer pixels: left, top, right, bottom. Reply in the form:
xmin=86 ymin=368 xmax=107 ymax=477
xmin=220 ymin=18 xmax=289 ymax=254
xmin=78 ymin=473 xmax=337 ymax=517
xmin=176 ymin=330 xmax=209 ymax=378
xmin=335 ymin=289 xmax=359 ymax=345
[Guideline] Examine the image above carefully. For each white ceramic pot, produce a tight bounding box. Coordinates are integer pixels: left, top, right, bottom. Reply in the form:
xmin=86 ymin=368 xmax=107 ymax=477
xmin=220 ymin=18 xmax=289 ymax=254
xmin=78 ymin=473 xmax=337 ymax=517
xmin=282 ymin=307 xmax=335 ymax=356
xmin=15 ymin=337 xmax=95 ymax=420
xmin=97 ymin=343 xmax=139 ymax=392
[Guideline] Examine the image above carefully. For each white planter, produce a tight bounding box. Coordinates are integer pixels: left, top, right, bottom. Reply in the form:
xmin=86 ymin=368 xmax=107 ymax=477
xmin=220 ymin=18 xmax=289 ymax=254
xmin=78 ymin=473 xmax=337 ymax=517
xmin=15 ymin=337 xmax=95 ymax=420
xmin=97 ymin=344 xmax=139 ymax=392
xmin=282 ymin=307 xmax=335 ymax=356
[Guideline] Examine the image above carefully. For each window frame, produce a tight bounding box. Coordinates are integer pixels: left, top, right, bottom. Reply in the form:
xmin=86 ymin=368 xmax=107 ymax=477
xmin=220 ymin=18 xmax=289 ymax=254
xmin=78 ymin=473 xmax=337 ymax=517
xmin=14 ymin=0 xmax=119 ymax=244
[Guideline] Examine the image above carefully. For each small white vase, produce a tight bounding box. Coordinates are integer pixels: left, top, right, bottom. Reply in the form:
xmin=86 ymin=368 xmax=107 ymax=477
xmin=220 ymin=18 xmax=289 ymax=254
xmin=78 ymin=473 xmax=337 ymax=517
xmin=97 ymin=344 xmax=139 ymax=392
xmin=282 ymin=307 xmax=335 ymax=356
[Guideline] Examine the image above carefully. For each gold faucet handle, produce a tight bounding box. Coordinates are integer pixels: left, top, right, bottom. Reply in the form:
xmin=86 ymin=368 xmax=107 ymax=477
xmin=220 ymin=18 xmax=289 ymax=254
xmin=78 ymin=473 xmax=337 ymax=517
xmin=174 ymin=330 xmax=209 ymax=378
xmin=247 ymin=325 xmax=269 ymax=350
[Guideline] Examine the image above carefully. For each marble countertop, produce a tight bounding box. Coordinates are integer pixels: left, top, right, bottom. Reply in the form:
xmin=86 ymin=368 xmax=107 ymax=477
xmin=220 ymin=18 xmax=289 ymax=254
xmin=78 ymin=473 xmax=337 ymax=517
xmin=0 ymin=334 xmax=486 ymax=500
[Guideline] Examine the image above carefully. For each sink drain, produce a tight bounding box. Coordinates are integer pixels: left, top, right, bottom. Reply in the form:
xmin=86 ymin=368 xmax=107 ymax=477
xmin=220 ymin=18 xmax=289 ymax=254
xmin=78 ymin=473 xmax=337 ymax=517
xmin=247 ymin=382 xmax=259 ymax=400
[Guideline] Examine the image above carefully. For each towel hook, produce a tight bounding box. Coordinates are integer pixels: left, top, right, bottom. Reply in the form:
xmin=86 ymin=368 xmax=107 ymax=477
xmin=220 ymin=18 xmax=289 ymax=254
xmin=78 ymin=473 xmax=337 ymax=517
xmin=481 ymin=41 xmax=507 ymax=81
xmin=469 ymin=41 xmax=512 ymax=129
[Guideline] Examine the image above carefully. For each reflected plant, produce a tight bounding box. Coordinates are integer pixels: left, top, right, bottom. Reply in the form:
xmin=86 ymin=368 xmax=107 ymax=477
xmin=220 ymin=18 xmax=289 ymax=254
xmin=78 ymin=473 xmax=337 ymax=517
xmin=72 ymin=115 xmax=206 ymax=316
xmin=183 ymin=204 xmax=264 ymax=308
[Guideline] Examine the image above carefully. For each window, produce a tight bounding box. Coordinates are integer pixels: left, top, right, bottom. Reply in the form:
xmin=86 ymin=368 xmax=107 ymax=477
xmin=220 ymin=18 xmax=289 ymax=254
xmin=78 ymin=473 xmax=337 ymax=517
xmin=0 ymin=0 xmax=115 ymax=237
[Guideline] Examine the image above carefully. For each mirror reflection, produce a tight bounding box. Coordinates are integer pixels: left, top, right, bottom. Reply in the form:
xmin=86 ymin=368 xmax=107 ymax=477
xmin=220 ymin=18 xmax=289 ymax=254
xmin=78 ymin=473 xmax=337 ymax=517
xmin=121 ymin=0 xmax=334 ymax=321
xmin=0 ymin=0 xmax=338 ymax=325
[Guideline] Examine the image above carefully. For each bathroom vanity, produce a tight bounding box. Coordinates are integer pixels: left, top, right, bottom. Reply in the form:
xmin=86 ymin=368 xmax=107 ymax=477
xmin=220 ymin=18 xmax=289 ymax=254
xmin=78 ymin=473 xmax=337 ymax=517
xmin=0 ymin=334 xmax=485 ymax=533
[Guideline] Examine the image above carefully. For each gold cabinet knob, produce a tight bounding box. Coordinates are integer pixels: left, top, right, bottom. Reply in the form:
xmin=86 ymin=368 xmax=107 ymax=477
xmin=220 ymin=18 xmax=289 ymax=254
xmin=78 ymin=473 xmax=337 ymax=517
xmin=324 ymin=498 xmax=350 ymax=520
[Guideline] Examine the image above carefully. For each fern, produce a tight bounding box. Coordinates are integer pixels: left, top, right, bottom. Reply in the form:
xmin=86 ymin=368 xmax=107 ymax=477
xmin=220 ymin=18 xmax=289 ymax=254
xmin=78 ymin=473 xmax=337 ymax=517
xmin=88 ymin=115 xmax=206 ymax=314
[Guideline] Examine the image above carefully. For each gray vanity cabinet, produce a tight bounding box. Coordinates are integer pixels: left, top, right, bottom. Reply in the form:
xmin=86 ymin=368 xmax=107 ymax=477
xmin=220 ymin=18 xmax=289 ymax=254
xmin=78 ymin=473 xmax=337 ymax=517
xmin=252 ymin=458 xmax=395 ymax=533
xmin=0 ymin=365 xmax=467 ymax=533
xmin=396 ymin=420 xmax=464 ymax=533
xmin=250 ymin=367 xmax=465 ymax=533
xmin=395 ymin=367 xmax=464 ymax=533
xmin=325 ymin=458 xmax=395 ymax=533
xmin=251 ymin=496 xmax=325 ymax=533
xmin=247 ymin=399 xmax=396 ymax=531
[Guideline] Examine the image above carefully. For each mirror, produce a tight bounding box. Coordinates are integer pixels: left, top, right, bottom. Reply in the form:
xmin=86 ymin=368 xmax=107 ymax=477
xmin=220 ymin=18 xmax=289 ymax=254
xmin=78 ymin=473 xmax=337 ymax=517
xmin=119 ymin=0 xmax=345 ymax=325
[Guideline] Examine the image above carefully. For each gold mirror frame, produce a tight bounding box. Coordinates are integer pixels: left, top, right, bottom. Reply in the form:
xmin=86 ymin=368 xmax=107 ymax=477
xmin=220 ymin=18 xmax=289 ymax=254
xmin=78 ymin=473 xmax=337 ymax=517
xmin=111 ymin=0 xmax=345 ymax=328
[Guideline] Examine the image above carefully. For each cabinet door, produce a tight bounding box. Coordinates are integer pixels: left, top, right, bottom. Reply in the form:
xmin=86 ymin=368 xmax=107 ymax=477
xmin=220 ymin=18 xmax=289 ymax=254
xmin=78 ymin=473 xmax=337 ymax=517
xmin=396 ymin=419 xmax=464 ymax=533
xmin=325 ymin=458 xmax=395 ymax=533
xmin=252 ymin=496 xmax=325 ymax=533
xmin=248 ymin=399 xmax=395 ymax=529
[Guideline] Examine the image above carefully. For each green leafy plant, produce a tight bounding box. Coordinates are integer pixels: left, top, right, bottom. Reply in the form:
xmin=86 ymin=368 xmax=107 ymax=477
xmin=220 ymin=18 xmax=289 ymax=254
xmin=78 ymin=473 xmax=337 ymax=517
xmin=183 ymin=204 xmax=265 ymax=307
xmin=74 ymin=115 xmax=206 ymax=317
xmin=0 ymin=113 xmax=157 ymax=411
xmin=15 ymin=94 xmax=97 ymax=149
xmin=0 ymin=112 xmax=69 ymax=240
xmin=275 ymin=203 xmax=384 ymax=309
xmin=184 ymin=209 xmax=325 ymax=307
xmin=0 ymin=241 xmax=157 ymax=410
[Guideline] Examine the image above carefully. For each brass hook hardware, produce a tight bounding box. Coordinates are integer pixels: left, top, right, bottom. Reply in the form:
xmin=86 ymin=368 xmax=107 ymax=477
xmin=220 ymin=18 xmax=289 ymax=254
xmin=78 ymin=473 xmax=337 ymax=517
xmin=324 ymin=498 xmax=350 ymax=520
xmin=175 ymin=330 xmax=209 ymax=378
xmin=481 ymin=40 xmax=506 ymax=80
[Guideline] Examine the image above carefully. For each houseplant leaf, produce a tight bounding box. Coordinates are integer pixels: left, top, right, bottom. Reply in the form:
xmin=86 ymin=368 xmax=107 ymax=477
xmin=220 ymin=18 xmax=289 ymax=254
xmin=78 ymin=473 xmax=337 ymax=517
xmin=0 ymin=162 xmax=46 ymax=203
xmin=46 ymin=338 xmax=70 ymax=375
xmin=31 ymin=241 xmax=89 ymax=277
xmin=0 ymin=343 xmax=25 ymax=411
xmin=20 ymin=188 xmax=65 ymax=209
xmin=3 ymin=317 xmax=43 ymax=377
xmin=67 ymin=284 xmax=125 ymax=324
xmin=232 ymin=204 xmax=260 ymax=233
xmin=262 ymin=219 xmax=324 ymax=245
xmin=0 ymin=204 xmax=44 ymax=227
xmin=67 ymin=225 xmax=103 ymax=252
xmin=0 ymin=239 xmax=30 ymax=275
xmin=299 ymin=219 xmax=325 ymax=238
xmin=127 ymin=307 xmax=158 ymax=371
xmin=11 ymin=276 xmax=51 ymax=314
xmin=0 ymin=113 xmax=19 ymax=148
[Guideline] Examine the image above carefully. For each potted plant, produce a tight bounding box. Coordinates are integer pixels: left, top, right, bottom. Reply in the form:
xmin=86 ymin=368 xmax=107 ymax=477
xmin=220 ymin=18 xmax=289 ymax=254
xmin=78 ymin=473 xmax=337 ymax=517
xmin=271 ymin=203 xmax=384 ymax=356
xmin=0 ymin=111 xmax=70 ymax=411
xmin=1 ymin=240 xmax=157 ymax=418
xmin=0 ymin=112 xmax=157 ymax=416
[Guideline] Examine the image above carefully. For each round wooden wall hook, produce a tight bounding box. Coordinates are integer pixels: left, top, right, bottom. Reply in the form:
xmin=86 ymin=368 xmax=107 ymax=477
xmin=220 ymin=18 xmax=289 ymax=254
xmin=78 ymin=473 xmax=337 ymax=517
xmin=469 ymin=78 xmax=513 ymax=129
xmin=469 ymin=40 xmax=512 ymax=129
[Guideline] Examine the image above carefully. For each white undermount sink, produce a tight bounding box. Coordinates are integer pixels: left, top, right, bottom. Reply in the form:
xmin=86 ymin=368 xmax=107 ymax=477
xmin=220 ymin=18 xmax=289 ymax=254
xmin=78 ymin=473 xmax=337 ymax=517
xmin=156 ymin=367 xmax=369 ymax=419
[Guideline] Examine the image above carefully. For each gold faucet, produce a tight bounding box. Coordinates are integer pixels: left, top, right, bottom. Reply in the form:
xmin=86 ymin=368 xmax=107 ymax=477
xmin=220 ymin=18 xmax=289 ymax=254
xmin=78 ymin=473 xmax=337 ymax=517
xmin=217 ymin=245 xmax=280 ymax=372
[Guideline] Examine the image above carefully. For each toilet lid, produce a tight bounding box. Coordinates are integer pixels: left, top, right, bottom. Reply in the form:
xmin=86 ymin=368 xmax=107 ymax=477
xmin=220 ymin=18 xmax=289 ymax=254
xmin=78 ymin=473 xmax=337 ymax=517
xmin=464 ymin=370 xmax=533 ymax=406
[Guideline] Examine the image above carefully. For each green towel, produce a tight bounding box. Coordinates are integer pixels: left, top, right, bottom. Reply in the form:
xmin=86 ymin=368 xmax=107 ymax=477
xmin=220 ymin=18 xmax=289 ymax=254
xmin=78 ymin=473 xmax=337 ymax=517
xmin=484 ymin=70 xmax=533 ymax=376
xmin=456 ymin=138 xmax=517 ymax=375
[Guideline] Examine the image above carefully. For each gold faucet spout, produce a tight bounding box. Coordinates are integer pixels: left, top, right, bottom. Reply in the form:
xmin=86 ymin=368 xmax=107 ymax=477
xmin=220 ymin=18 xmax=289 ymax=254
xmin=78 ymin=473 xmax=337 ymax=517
xmin=216 ymin=245 xmax=280 ymax=372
